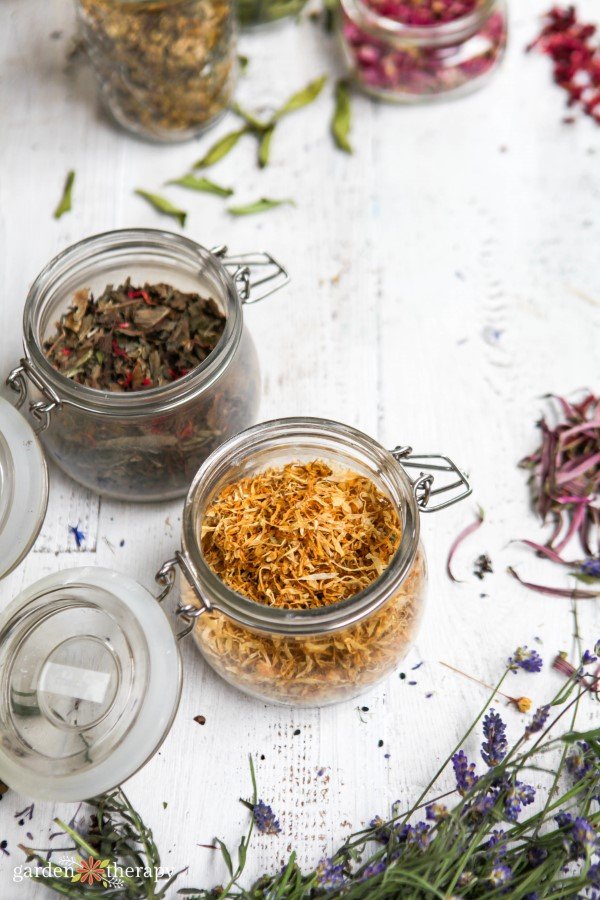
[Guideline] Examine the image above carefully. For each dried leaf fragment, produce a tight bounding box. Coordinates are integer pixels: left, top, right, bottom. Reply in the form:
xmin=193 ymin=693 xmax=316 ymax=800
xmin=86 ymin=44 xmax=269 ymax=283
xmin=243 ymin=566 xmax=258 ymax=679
xmin=54 ymin=170 xmax=75 ymax=219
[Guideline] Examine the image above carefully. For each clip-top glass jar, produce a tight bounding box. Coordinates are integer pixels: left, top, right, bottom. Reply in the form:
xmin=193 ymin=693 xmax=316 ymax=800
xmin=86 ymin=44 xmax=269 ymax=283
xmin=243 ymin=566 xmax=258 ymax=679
xmin=6 ymin=229 xmax=288 ymax=502
xmin=0 ymin=416 xmax=470 ymax=800
xmin=76 ymin=0 xmax=237 ymax=142
xmin=339 ymin=0 xmax=507 ymax=102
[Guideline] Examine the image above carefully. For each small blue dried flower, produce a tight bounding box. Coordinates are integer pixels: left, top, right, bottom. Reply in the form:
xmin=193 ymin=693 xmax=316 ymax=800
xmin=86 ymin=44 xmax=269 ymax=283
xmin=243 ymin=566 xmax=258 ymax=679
xmin=555 ymin=810 xmax=573 ymax=829
xmin=253 ymin=800 xmax=281 ymax=835
xmin=525 ymin=704 xmax=551 ymax=739
xmin=581 ymin=558 xmax=600 ymax=578
xmin=452 ymin=750 xmax=478 ymax=796
xmin=488 ymin=863 xmax=512 ymax=887
xmin=316 ymin=857 xmax=345 ymax=891
xmin=69 ymin=523 xmax=85 ymax=548
xmin=508 ymin=646 xmax=543 ymax=673
xmin=582 ymin=649 xmax=598 ymax=665
xmin=571 ymin=817 xmax=598 ymax=858
xmin=481 ymin=709 xmax=508 ymax=767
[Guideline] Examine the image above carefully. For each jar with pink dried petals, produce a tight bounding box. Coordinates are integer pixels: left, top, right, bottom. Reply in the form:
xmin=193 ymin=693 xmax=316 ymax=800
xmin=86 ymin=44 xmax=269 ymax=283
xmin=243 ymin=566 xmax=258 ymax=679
xmin=338 ymin=0 xmax=507 ymax=103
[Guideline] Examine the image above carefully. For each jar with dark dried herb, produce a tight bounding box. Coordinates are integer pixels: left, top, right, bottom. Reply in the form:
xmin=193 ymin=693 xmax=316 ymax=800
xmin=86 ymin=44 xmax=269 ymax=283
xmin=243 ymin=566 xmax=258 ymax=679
xmin=9 ymin=229 xmax=288 ymax=502
xmin=76 ymin=0 xmax=237 ymax=142
xmin=237 ymin=0 xmax=306 ymax=28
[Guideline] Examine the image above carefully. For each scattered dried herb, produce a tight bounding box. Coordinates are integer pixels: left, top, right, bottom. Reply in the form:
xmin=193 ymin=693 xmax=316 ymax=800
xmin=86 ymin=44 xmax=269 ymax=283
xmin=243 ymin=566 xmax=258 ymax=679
xmin=473 ymin=553 xmax=493 ymax=580
xmin=135 ymin=190 xmax=187 ymax=228
xmin=194 ymin=715 xmax=206 ymax=725
xmin=228 ymin=197 xmax=295 ymax=216
xmin=44 ymin=280 xmax=226 ymax=391
xmin=40 ymin=280 xmax=257 ymax=499
xmin=167 ymin=175 xmax=233 ymax=197
xmin=190 ymin=461 xmax=424 ymax=704
xmin=520 ymin=393 xmax=599 ymax=558
xmin=527 ymin=6 xmax=600 ymax=125
xmin=446 ymin=506 xmax=484 ymax=582
xmin=331 ymin=80 xmax=353 ymax=154
xmin=440 ymin=661 xmax=532 ymax=713
xmin=193 ymin=128 xmax=250 ymax=169
xmin=75 ymin=0 xmax=236 ymax=140
xmin=69 ymin=524 xmax=86 ymax=548
xmin=54 ymin=170 xmax=75 ymax=220
xmin=507 ymin=566 xmax=599 ymax=599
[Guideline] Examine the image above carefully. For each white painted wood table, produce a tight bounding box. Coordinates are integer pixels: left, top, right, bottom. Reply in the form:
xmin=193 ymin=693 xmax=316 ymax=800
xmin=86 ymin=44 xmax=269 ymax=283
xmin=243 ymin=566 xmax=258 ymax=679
xmin=1 ymin=0 xmax=599 ymax=894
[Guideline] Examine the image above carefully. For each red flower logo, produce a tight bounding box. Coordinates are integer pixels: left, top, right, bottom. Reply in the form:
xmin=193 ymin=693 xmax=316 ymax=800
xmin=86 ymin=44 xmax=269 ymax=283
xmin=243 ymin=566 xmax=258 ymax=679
xmin=73 ymin=855 xmax=108 ymax=886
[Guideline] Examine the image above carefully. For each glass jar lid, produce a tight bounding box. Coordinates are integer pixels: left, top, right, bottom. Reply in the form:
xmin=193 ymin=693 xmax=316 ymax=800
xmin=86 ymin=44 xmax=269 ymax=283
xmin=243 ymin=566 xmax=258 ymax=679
xmin=0 ymin=566 xmax=182 ymax=801
xmin=0 ymin=396 xmax=48 ymax=580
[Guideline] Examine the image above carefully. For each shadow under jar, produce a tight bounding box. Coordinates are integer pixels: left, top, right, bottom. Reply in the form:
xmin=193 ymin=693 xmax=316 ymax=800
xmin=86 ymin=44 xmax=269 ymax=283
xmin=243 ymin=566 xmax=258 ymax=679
xmin=8 ymin=229 xmax=288 ymax=502
xmin=75 ymin=0 xmax=237 ymax=142
xmin=172 ymin=417 xmax=471 ymax=707
xmin=338 ymin=0 xmax=507 ymax=102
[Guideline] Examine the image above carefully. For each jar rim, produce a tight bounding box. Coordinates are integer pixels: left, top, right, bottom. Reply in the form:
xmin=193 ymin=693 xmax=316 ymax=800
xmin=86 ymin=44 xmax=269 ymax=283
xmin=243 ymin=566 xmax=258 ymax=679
xmin=340 ymin=0 xmax=497 ymax=43
xmin=22 ymin=229 xmax=243 ymax=417
xmin=181 ymin=416 xmax=421 ymax=636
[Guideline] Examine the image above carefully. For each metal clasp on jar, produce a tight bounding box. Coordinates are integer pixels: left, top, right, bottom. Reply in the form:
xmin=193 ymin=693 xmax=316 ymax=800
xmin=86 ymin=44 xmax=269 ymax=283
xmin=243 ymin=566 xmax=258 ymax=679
xmin=391 ymin=446 xmax=472 ymax=512
xmin=155 ymin=552 xmax=210 ymax=640
xmin=211 ymin=245 xmax=289 ymax=304
xmin=6 ymin=360 xmax=61 ymax=434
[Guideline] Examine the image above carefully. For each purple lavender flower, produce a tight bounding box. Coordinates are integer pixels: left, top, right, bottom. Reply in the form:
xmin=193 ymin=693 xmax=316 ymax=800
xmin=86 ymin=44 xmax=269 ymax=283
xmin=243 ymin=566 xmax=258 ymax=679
xmin=582 ymin=649 xmax=598 ymax=665
xmin=481 ymin=709 xmax=508 ymax=767
xmin=359 ymin=859 xmax=387 ymax=881
xmin=253 ymin=801 xmax=281 ymax=835
xmin=588 ymin=862 xmax=600 ymax=888
xmin=525 ymin=705 xmax=550 ymax=739
xmin=316 ymin=858 xmax=345 ymax=891
xmin=484 ymin=829 xmax=507 ymax=856
xmin=555 ymin=810 xmax=573 ymax=829
xmin=369 ymin=816 xmax=391 ymax=845
xmin=566 ymin=741 xmax=593 ymax=781
xmin=497 ymin=779 xmax=535 ymax=821
xmin=426 ymin=803 xmax=448 ymax=822
xmin=405 ymin=822 xmax=430 ymax=852
xmin=527 ymin=846 xmax=548 ymax=867
xmin=452 ymin=750 xmax=478 ymax=796
xmin=464 ymin=794 xmax=495 ymax=824
xmin=488 ymin=863 xmax=513 ymax=887
xmin=581 ymin=558 xmax=600 ymax=578
xmin=571 ymin=817 xmax=598 ymax=858
xmin=458 ymin=871 xmax=474 ymax=887
xmin=508 ymin=646 xmax=543 ymax=674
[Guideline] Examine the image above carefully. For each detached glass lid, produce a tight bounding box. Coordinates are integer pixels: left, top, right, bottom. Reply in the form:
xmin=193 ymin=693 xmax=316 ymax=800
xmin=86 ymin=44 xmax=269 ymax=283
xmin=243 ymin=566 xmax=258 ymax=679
xmin=0 ymin=395 xmax=48 ymax=579
xmin=0 ymin=567 xmax=182 ymax=801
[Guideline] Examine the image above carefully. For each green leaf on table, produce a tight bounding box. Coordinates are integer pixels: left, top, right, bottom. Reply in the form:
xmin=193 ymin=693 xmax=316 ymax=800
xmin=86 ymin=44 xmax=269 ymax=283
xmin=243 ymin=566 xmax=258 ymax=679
xmin=135 ymin=189 xmax=187 ymax=227
xmin=258 ymin=125 xmax=276 ymax=168
xmin=167 ymin=174 xmax=233 ymax=197
xmin=54 ymin=169 xmax=75 ymax=219
xmin=228 ymin=197 xmax=295 ymax=216
xmin=238 ymin=54 xmax=250 ymax=73
xmin=193 ymin=128 xmax=249 ymax=168
xmin=232 ymin=102 xmax=270 ymax=132
xmin=274 ymin=75 xmax=328 ymax=121
xmin=331 ymin=79 xmax=353 ymax=154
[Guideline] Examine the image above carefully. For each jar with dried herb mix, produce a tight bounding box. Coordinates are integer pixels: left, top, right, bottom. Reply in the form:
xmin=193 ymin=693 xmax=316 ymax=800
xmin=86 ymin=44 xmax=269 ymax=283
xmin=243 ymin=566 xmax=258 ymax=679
xmin=174 ymin=417 xmax=472 ymax=707
xmin=75 ymin=0 xmax=237 ymax=142
xmin=236 ymin=0 xmax=306 ymax=28
xmin=0 ymin=416 xmax=469 ymax=800
xmin=339 ymin=0 xmax=507 ymax=102
xmin=7 ymin=229 xmax=288 ymax=501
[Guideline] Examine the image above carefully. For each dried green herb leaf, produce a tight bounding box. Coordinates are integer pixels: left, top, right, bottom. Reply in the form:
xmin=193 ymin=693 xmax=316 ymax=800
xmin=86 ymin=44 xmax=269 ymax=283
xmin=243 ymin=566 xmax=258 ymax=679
xmin=228 ymin=197 xmax=295 ymax=216
xmin=238 ymin=54 xmax=250 ymax=73
xmin=54 ymin=170 xmax=75 ymax=219
xmin=193 ymin=128 xmax=249 ymax=168
xmin=332 ymin=80 xmax=353 ymax=154
xmin=167 ymin=174 xmax=233 ymax=197
xmin=274 ymin=75 xmax=328 ymax=121
xmin=258 ymin=125 xmax=276 ymax=168
xmin=232 ymin=102 xmax=269 ymax=132
xmin=135 ymin=189 xmax=187 ymax=227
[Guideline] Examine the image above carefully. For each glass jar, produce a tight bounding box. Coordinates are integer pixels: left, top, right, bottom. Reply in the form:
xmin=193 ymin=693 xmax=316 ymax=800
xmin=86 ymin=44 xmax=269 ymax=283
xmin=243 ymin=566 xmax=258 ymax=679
xmin=0 ymin=416 xmax=469 ymax=800
xmin=75 ymin=0 xmax=237 ymax=142
xmin=237 ymin=0 xmax=306 ymax=28
xmin=7 ymin=229 xmax=288 ymax=502
xmin=175 ymin=417 xmax=472 ymax=707
xmin=338 ymin=0 xmax=507 ymax=102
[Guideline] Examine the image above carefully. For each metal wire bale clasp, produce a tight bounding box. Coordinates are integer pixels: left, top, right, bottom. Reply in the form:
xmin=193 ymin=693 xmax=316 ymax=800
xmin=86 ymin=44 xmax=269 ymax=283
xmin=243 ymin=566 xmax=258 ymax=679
xmin=7 ymin=360 xmax=61 ymax=434
xmin=391 ymin=446 xmax=472 ymax=513
xmin=155 ymin=552 xmax=211 ymax=641
xmin=211 ymin=245 xmax=289 ymax=304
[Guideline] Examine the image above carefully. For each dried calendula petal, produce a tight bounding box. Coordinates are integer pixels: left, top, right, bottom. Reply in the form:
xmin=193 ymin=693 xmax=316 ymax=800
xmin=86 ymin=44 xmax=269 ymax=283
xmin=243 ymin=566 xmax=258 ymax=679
xmin=190 ymin=462 xmax=425 ymax=704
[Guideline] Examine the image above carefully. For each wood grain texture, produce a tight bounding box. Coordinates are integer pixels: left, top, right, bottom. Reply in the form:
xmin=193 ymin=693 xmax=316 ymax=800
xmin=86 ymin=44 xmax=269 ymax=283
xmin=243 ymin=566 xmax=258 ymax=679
xmin=0 ymin=0 xmax=599 ymax=895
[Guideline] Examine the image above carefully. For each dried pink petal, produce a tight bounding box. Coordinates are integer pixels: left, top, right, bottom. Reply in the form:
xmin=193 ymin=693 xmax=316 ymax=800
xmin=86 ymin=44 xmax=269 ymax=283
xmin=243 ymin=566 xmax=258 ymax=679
xmin=446 ymin=507 xmax=484 ymax=583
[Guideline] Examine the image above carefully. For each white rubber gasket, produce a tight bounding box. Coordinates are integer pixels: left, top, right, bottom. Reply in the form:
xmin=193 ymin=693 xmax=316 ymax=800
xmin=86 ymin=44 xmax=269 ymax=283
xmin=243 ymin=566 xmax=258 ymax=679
xmin=0 ymin=396 xmax=48 ymax=580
